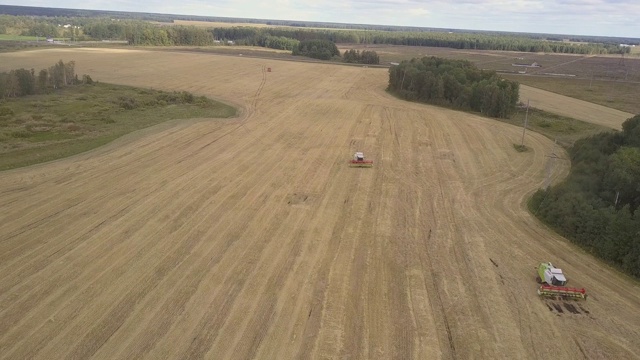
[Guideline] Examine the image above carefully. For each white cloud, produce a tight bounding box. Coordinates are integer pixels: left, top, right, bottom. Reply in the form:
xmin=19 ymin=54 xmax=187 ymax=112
xmin=405 ymin=7 xmax=429 ymax=16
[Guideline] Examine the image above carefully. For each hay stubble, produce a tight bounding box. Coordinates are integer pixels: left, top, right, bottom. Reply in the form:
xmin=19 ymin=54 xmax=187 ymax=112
xmin=1 ymin=49 xmax=639 ymax=359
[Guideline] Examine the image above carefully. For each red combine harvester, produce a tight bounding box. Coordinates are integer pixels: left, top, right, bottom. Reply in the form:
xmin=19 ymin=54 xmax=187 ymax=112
xmin=350 ymin=152 xmax=373 ymax=168
xmin=536 ymin=262 xmax=587 ymax=300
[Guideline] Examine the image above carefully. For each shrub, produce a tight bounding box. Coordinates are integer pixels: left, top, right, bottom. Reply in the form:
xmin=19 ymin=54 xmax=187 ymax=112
xmin=180 ymin=91 xmax=195 ymax=104
xmin=117 ymin=96 xmax=138 ymax=110
xmin=66 ymin=124 xmax=81 ymax=132
xmin=0 ymin=107 xmax=14 ymax=117
xmin=538 ymin=120 xmax=552 ymax=128
xmin=156 ymin=92 xmax=179 ymax=104
xmin=11 ymin=130 xmax=31 ymax=138
xmin=82 ymin=75 xmax=93 ymax=85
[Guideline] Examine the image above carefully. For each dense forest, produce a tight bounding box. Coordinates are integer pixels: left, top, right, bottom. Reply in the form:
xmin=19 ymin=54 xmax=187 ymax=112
xmin=388 ymin=57 xmax=519 ymax=118
xmin=530 ymin=115 xmax=640 ymax=277
xmin=0 ymin=60 xmax=91 ymax=99
xmin=0 ymin=13 xmax=632 ymax=55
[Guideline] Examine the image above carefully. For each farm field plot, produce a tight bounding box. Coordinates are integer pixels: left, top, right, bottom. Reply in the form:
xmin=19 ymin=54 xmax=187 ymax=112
xmin=519 ymin=85 xmax=634 ymax=129
xmin=1 ymin=49 xmax=639 ymax=359
xmin=340 ymin=44 xmax=640 ymax=115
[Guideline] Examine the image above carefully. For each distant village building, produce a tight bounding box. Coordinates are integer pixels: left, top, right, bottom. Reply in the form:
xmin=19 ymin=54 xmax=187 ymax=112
xmin=512 ymin=61 xmax=541 ymax=68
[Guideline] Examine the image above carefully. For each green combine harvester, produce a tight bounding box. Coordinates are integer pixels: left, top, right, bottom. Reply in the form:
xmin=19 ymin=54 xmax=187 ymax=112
xmin=536 ymin=262 xmax=587 ymax=300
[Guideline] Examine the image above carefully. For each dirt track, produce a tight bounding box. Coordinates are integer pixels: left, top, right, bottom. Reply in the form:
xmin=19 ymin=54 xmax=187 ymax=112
xmin=1 ymin=49 xmax=639 ymax=359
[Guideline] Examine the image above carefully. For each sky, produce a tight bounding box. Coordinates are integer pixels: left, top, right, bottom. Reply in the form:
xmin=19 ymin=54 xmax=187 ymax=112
xmin=8 ymin=0 xmax=640 ymax=38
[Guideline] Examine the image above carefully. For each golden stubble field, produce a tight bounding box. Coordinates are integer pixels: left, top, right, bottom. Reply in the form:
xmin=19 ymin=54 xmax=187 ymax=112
xmin=0 ymin=48 xmax=639 ymax=359
xmin=518 ymin=85 xmax=634 ymax=129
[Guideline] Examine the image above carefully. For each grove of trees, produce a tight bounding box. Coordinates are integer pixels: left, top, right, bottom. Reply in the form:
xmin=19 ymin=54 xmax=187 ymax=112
xmin=343 ymin=49 xmax=380 ymax=64
xmin=0 ymin=60 xmax=91 ymax=99
xmin=255 ymin=35 xmax=299 ymax=51
xmin=292 ymin=39 xmax=340 ymax=60
xmin=530 ymin=115 xmax=640 ymax=277
xmin=388 ymin=57 xmax=519 ymax=118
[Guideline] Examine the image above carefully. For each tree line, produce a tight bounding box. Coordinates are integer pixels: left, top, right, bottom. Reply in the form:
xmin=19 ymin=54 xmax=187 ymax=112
xmin=0 ymin=14 xmax=631 ymax=55
xmin=209 ymin=26 xmax=629 ymax=55
xmin=3 ymin=6 xmax=638 ymax=46
xmin=530 ymin=115 xmax=640 ymax=277
xmin=0 ymin=60 xmax=92 ymax=99
xmin=388 ymin=57 xmax=519 ymax=118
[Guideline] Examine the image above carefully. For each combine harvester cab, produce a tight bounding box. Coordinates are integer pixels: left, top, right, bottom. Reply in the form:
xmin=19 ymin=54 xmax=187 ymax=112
xmin=536 ymin=262 xmax=567 ymax=286
xmin=536 ymin=262 xmax=587 ymax=300
xmin=350 ymin=152 xmax=373 ymax=168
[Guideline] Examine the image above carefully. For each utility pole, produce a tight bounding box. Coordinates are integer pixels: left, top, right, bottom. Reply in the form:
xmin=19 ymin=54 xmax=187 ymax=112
xmin=521 ymin=99 xmax=530 ymax=147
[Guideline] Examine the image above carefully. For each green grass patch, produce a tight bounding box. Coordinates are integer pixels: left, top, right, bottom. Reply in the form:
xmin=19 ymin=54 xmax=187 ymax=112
xmin=513 ymin=144 xmax=529 ymax=152
xmin=0 ymin=82 xmax=236 ymax=170
xmin=0 ymin=34 xmax=39 ymax=41
xmin=503 ymin=107 xmax=612 ymax=148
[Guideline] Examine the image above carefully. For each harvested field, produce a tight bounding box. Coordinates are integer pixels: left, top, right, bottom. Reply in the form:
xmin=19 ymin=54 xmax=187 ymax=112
xmin=519 ymin=85 xmax=634 ymax=129
xmin=1 ymin=49 xmax=639 ymax=359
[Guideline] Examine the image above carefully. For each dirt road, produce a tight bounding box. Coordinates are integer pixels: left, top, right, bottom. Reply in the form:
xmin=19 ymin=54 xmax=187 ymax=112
xmin=1 ymin=49 xmax=639 ymax=359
